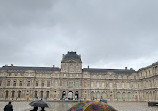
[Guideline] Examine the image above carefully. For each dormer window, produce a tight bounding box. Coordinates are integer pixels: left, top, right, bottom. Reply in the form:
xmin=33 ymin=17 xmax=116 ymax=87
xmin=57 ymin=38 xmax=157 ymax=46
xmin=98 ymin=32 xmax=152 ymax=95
xmin=28 ymin=72 xmax=31 ymax=77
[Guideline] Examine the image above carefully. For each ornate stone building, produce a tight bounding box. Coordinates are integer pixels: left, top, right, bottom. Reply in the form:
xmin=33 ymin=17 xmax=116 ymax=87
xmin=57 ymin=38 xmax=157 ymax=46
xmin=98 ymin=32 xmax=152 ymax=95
xmin=0 ymin=51 xmax=157 ymax=102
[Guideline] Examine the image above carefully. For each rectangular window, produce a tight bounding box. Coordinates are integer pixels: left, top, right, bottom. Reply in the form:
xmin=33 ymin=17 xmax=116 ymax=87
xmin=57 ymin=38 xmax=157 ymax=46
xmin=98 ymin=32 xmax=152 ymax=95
xmin=69 ymin=81 xmax=73 ymax=88
xmin=41 ymin=81 xmax=44 ymax=87
xmin=36 ymin=81 xmax=38 ymax=87
xmin=27 ymin=81 xmax=30 ymax=86
xmin=34 ymin=91 xmax=37 ymax=98
xmin=7 ymin=81 xmax=10 ymax=86
xmin=127 ymin=83 xmax=129 ymax=89
xmin=47 ymin=81 xmax=50 ymax=87
xmin=109 ymin=83 xmax=113 ymax=88
xmin=102 ymin=82 xmax=104 ymax=88
xmin=75 ymin=81 xmax=79 ymax=88
xmin=63 ymin=81 xmax=67 ymax=87
xmin=122 ymin=83 xmax=124 ymax=89
xmin=19 ymin=81 xmax=22 ymax=86
xmin=135 ymin=83 xmax=137 ymax=89
xmin=55 ymin=80 xmax=58 ymax=88
xmin=13 ymin=80 xmax=16 ymax=86
xmin=91 ymin=82 xmax=93 ymax=88
xmin=28 ymin=72 xmax=31 ymax=77
xmin=116 ymin=83 xmax=119 ymax=89
xmin=84 ymin=82 xmax=87 ymax=88
xmin=97 ymin=82 xmax=99 ymax=88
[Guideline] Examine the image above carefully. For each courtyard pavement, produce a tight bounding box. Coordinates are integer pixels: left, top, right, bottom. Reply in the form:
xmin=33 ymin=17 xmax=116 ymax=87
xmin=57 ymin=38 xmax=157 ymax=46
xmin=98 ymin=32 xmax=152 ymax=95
xmin=0 ymin=101 xmax=157 ymax=111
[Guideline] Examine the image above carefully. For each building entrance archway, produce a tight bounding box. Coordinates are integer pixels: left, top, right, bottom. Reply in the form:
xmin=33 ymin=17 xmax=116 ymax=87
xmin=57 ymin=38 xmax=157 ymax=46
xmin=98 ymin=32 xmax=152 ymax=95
xmin=62 ymin=91 xmax=66 ymax=100
xmin=68 ymin=91 xmax=73 ymax=100
xmin=75 ymin=91 xmax=79 ymax=100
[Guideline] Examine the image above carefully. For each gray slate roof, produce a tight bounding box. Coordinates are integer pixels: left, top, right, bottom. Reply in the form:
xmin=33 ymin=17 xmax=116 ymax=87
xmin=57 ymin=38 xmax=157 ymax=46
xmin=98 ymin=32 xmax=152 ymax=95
xmin=61 ymin=51 xmax=81 ymax=62
xmin=83 ymin=68 xmax=136 ymax=74
xmin=0 ymin=66 xmax=60 ymax=72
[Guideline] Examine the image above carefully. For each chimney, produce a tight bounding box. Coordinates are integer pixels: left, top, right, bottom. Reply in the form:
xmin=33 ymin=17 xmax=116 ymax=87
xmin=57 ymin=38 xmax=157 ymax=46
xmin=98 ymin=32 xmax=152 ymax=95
xmin=11 ymin=64 xmax=13 ymax=66
xmin=53 ymin=65 xmax=55 ymax=68
xmin=125 ymin=67 xmax=127 ymax=70
xmin=130 ymin=68 xmax=133 ymax=70
xmin=88 ymin=65 xmax=89 ymax=69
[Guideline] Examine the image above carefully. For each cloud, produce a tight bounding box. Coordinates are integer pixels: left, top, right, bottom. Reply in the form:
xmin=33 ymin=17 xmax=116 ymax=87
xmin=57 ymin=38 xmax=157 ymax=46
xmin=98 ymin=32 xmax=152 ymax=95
xmin=0 ymin=0 xmax=158 ymax=70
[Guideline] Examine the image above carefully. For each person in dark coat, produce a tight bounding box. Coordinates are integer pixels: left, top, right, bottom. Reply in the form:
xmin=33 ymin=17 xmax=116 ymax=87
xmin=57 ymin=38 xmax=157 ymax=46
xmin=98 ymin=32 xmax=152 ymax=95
xmin=30 ymin=107 xmax=38 ymax=111
xmin=41 ymin=107 xmax=45 ymax=111
xmin=4 ymin=101 xmax=13 ymax=111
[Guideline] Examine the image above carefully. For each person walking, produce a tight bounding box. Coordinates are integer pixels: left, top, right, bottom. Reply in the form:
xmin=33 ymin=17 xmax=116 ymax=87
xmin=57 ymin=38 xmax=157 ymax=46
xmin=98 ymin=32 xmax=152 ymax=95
xmin=30 ymin=107 xmax=38 ymax=111
xmin=41 ymin=107 xmax=45 ymax=111
xmin=4 ymin=101 xmax=13 ymax=111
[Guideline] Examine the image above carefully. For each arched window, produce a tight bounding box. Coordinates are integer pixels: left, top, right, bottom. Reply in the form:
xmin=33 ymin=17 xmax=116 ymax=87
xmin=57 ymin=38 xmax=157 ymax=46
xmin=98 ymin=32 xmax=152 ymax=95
xmin=12 ymin=91 xmax=15 ymax=98
xmin=46 ymin=91 xmax=49 ymax=98
xmin=40 ymin=91 xmax=43 ymax=99
xmin=116 ymin=92 xmax=120 ymax=100
xmin=18 ymin=91 xmax=21 ymax=98
xmin=102 ymin=92 xmax=105 ymax=99
xmin=97 ymin=91 xmax=100 ymax=99
xmin=91 ymin=91 xmax=94 ymax=100
xmin=122 ymin=92 xmax=125 ymax=101
xmin=128 ymin=92 xmax=131 ymax=100
xmin=34 ymin=91 xmax=37 ymax=98
xmin=5 ymin=90 xmax=9 ymax=98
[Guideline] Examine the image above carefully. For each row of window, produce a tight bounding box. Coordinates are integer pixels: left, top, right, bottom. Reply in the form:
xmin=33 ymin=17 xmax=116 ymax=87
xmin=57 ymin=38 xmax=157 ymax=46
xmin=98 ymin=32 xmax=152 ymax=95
xmin=63 ymin=64 xmax=80 ymax=72
xmin=5 ymin=90 xmax=49 ymax=99
xmin=90 ymin=82 xmax=137 ymax=89
xmin=6 ymin=80 xmax=51 ymax=87
xmin=54 ymin=81 xmax=80 ymax=88
xmin=90 ymin=91 xmax=131 ymax=100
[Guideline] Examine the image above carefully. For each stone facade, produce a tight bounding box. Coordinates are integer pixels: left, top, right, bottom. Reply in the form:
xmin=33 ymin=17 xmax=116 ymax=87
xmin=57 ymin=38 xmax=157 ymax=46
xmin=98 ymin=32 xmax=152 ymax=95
xmin=0 ymin=51 xmax=157 ymax=102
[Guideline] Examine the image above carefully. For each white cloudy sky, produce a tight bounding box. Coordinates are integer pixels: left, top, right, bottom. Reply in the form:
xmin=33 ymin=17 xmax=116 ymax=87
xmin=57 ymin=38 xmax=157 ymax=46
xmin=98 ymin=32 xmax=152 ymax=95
xmin=0 ymin=0 xmax=158 ymax=70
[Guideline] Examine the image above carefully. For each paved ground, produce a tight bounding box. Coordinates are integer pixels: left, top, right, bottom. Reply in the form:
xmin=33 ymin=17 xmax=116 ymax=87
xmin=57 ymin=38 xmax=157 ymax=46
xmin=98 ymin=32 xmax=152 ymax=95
xmin=0 ymin=101 xmax=157 ymax=111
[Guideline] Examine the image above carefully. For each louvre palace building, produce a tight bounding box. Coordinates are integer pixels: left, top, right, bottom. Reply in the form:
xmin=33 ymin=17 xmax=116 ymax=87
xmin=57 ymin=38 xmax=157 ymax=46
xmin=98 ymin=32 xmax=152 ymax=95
xmin=0 ymin=51 xmax=158 ymax=102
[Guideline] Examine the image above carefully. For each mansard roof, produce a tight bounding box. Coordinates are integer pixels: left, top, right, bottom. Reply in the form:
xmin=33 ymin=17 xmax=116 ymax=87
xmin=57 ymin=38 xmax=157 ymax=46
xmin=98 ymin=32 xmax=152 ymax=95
xmin=61 ymin=51 xmax=82 ymax=63
xmin=83 ymin=68 xmax=136 ymax=74
xmin=0 ymin=66 xmax=60 ymax=72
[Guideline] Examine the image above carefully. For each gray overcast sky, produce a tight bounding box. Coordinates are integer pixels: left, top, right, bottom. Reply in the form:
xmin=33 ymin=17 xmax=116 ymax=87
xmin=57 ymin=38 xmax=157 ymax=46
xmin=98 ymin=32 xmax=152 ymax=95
xmin=0 ymin=0 xmax=158 ymax=70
